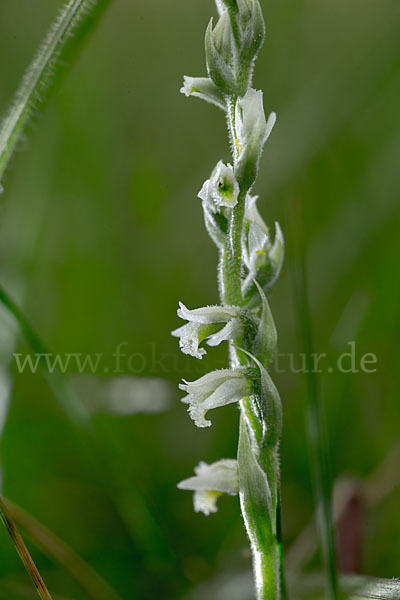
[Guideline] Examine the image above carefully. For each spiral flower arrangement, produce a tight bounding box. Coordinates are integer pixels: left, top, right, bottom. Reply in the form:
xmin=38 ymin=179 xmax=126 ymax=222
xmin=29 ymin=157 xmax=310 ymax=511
xmin=173 ymin=1 xmax=285 ymax=598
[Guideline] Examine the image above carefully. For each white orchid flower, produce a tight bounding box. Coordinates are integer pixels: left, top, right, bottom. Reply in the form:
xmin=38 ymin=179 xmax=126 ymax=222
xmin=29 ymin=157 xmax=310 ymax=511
xmin=245 ymin=194 xmax=269 ymax=234
xmin=242 ymin=218 xmax=284 ymax=296
xmin=235 ymin=89 xmax=276 ymax=151
xmin=234 ymin=88 xmax=276 ymax=190
xmin=178 ymin=459 xmax=239 ymax=515
xmin=198 ymin=161 xmax=240 ymax=211
xmin=171 ymin=302 xmax=243 ymax=359
xmin=180 ymin=76 xmax=226 ymax=111
xmin=179 ymin=369 xmax=251 ymax=427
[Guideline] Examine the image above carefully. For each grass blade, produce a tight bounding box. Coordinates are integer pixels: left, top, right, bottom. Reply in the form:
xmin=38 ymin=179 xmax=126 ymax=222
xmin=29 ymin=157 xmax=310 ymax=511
xmin=0 ymin=284 xmax=90 ymax=425
xmin=341 ymin=575 xmax=400 ymax=599
xmin=2 ymin=497 xmax=122 ymax=600
xmin=289 ymin=573 xmax=400 ymax=600
xmin=0 ymin=0 xmax=112 ymax=185
xmin=0 ymin=496 xmax=53 ymax=600
xmin=287 ymin=197 xmax=338 ymax=599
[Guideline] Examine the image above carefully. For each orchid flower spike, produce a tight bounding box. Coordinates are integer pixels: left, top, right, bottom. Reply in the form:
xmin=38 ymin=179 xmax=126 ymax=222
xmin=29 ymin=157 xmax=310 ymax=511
xmin=177 ymin=459 xmax=239 ymax=515
xmin=171 ymin=302 xmax=243 ymax=359
xmin=179 ymin=368 xmax=251 ymax=427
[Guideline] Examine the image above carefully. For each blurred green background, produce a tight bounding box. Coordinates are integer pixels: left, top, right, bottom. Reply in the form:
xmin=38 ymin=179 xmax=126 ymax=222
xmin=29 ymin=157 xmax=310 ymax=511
xmin=0 ymin=0 xmax=399 ymax=598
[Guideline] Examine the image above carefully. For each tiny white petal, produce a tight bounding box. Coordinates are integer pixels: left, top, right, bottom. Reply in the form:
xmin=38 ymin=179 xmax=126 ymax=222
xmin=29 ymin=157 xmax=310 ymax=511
xmin=171 ymin=323 xmax=207 ymax=359
xmin=245 ymin=194 xmax=268 ymax=234
xmin=248 ymin=221 xmax=268 ymax=257
xmin=178 ymin=459 xmax=238 ymax=493
xmin=198 ymin=179 xmax=211 ymax=203
xmin=207 ymin=318 xmax=242 ymax=346
xmin=193 ymin=490 xmax=221 ymax=515
xmin=264 ymin=111 xmax=277 ymax=143
xmin=179 ymin=369 xmax=243 ymax=395
xmin=214 ymin=0 xmax=226 ymax=16
xmin=177 ymin=302 xmax=238 ymax=324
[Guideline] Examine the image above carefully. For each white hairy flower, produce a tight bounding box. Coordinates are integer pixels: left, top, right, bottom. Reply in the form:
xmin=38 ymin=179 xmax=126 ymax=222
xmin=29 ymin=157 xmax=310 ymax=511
xmin=177 ymin=459 xmax=239 ymax=515
xmin=245 ymin=194 xmax=269 ymax=234
xmin=180 ymin=76 xmax=226 ymax=111
xmin=179 ymin=369 xmax=251 ymax=427
xmin=235 ymin=88 xmax=276 ymax=149
xmin=235 ymin=88 xmax=276 ymax=190
xmin=171 ymin=302 xmax=242 ymax=359
xmin=242 ymin=196 xmax=284 ymax=294
xmin=198 ymin=161 xmax=240 ymax=211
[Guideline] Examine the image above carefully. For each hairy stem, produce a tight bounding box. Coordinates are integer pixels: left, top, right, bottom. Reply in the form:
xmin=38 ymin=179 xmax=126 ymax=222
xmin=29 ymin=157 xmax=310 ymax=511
xmin=221 ymin=107 xmax=282 ymax=600
xmin=238 ymin=415 xmax=281 ymax=600
xmin=0 ymin=0 xmax=112 ymax=185
xmin=222 ymin=191 xmax=246 ymax=305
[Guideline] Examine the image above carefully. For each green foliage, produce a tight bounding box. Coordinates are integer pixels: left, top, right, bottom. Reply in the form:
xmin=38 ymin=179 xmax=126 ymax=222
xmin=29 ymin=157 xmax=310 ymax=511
xmin=0 ymin=0 xmax=398 ymax=598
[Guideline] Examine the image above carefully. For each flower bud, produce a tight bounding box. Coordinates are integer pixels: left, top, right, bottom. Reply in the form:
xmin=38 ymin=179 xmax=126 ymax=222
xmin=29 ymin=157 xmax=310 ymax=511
xmin=237 ymin=0 xmax=265 ymax=65
xmin=205 ymin=17 xmax=237 ymax=95
xmin=214 ymin=0 xmax=265 ymax=95
xmin=215 ymin=0 xmax=238 ymax=16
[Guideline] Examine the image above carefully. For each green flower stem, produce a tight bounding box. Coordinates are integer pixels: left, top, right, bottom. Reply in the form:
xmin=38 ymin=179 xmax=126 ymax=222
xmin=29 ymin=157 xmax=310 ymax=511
xmin=220 ymin=170 xmax=283 ymax=598
xmin=222 ymin=191 xmax=246 ymax=305
xmin=0 ymin=0 xmax=112 ymax=186
xmin=179 ymin=2 xmax=284 ymax=597
xmin=238 ymin=415 xmax=281 ymax=600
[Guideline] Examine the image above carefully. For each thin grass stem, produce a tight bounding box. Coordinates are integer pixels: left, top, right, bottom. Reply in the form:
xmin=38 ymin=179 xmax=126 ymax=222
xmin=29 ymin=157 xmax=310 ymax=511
xmin=2 ymin=498 xmax=122 ymax=600
xmin=287 ymin=197 xmax=338 ymax=600
xmin=0 ymin=496 xmax=53 ymax=600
